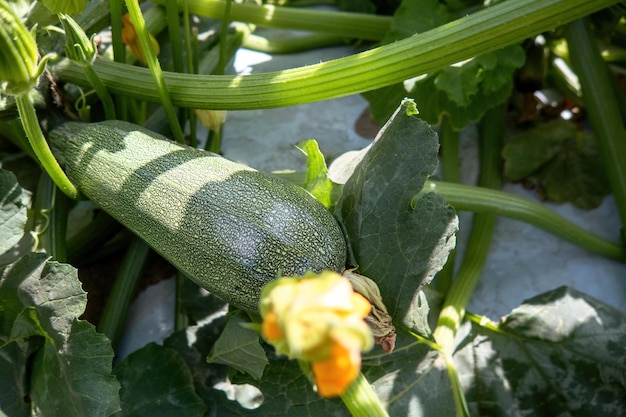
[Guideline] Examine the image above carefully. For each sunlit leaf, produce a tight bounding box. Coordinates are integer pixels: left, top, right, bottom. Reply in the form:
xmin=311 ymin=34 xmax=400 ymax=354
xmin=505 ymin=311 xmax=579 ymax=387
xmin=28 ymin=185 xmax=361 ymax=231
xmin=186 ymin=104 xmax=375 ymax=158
xmin=456 ymin=286 xmax=626 ymax=416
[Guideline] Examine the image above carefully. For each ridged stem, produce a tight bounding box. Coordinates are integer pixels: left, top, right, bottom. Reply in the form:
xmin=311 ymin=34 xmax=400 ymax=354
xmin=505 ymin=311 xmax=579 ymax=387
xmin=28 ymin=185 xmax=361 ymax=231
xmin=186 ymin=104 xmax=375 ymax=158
xmin=436 ymin=116 xmax=461 ymax=293
xmin=52 ymin=0 xmax=621 ymax=110
xmin=82 ymin=63 xmax=116 ymax=119
xmin=243 ymin=33 xmax=345 ymax=54
xmin=433 ymin=104 xmax=505 ymax=354
xmin=340 ymin=373 xmax=389 ymax=417
xmin=152 ymin=0 xmax=391 ymax=40
xmin=15 ymin=94 xmax=80 ymax=199
xmin=124 ymin=0 xmax=185 ymax=143
xmin=425 ymin=181 xmax=626 ymax=261
xmin=98 ymin=237 xmax=151 ymax=349
xmin=564 ymin=19 xmax=626 ymax=232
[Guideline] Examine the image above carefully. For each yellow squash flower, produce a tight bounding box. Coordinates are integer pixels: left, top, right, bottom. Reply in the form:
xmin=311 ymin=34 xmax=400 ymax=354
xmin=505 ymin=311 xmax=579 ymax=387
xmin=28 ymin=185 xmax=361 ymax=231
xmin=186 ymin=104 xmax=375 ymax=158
xmin=260 ymin=271 xmax=373 ymax=398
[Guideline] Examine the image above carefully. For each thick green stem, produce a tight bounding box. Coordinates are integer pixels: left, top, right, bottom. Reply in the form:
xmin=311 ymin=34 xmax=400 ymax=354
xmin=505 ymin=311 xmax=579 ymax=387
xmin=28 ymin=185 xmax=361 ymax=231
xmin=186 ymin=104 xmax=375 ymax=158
xmin=216 ymin=0 xmax=233 ymax=76
xmin=98 ymin=238 xmax=151 ymax=348
xmin=434 ymin=104 xmax=505 ymax=354
xmin=152 ymin=0 xmax=391 ymax=40
xmin=165 ymin=0 xmax=184 ymax=74
xmin=340 ymin=372 xmax=389 ymax=417
xmin=15 ymin=94 xmax=80 ymax=199
xmin=243 ymin=33 xmax=344 ymax=54
xmin=82 ymin=64 xmax=116 ymax=119
xmin=124 ymin=0 xmax=185 ymax=143
xmin=564 ymin=19 xmax=626 ymax=231
xmin=425 ymin=180 xmax=626 ymax=261
xmin=436 ymin=117 xmax=461 ymax=293
xmin=53 ymin=0 xmax=620 ymax=110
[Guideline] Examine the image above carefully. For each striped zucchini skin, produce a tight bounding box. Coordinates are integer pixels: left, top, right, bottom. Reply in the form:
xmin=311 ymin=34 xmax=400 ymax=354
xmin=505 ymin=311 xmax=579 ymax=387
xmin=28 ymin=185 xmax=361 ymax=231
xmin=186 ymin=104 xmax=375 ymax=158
xmin=50 ymin=121 xmax=347 ymax=311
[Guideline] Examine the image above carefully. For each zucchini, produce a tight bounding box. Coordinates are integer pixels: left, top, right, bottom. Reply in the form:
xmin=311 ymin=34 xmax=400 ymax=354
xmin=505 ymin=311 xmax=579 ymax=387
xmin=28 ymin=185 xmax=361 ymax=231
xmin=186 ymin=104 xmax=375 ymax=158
xmin=50 ymin=121 xmax=347 ymax=311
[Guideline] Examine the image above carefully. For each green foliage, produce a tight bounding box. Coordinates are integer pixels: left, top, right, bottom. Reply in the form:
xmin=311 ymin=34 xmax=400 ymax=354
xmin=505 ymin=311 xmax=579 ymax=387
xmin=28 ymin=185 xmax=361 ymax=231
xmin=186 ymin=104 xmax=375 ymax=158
xmin=457 ymin=287 xmax=626 ymax=416
xmin=364 ymin=0 xmax=526 ymax=129
xmin=502 ymin=119 xmax=611 ymax=208
xmin=113 ymin=343 xmax=207 ymax=417
xmin=0 ymin=253 xmax=120 ymax=417
xmin=207 ymin=311 xmax=268 ymax=380
xmin=41 ymin=0 xmax=88 ymax=15
xmin=296 ymin=139 xmax=335 ymax=210
xmin=334 ymin=100 xmax=458 ymax=330
xmin=0 ymin=169 xmax=27 ymax=256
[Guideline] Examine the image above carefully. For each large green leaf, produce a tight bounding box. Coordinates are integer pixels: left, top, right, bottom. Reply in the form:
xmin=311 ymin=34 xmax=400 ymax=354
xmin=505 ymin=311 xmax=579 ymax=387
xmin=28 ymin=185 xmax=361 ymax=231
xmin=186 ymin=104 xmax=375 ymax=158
xmin=502 ymin=119 xmax=610 ymax=209
xmin=455 ymin=286 xmax=626 ymax=416
xmin=0 ymin=169 xmax=28 ymax=256
xmin=0 ymin=253 xmax=120 ymax=417
xmin=363 ymin=0 xmax=526 ymax=129
xmin=334 ymin=100 xmax=458 ymax=330
xmin=113 ymin=343 xmax=207 ymax=417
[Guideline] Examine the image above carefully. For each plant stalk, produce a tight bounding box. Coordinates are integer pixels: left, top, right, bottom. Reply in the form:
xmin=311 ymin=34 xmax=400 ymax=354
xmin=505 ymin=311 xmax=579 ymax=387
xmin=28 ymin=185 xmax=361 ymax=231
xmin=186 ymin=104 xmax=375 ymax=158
xmin=15 ymin=94 xmax=80 ymax=199
xmin=124 ymin=0 xmax=185 ymax=143
xmin=152 ymin=0 xmax=391 ymax=40
xmin=564 ymin=18 xmax=626 ymax=232
xmin=340 ymin=372 xmax=389 ymax=417
xmin=434 ymin=104 xmax=505 ymax=354
xmin=425 ymin=180 xmax=626 ymax=261
xmin=52 ymin=0 xmax=620 ymax=110
xmin=98 ymin=237 xmax=151 ymax=348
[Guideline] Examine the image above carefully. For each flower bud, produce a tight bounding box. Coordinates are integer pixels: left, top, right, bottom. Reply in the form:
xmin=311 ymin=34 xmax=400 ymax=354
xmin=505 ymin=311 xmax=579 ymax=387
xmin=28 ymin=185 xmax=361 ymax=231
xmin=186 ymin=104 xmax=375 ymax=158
xmin=59 ymin=13 xmax=96 ymax=67
xmin=0 ymin=1 xmax=39 ymax=95
xmin=195 ymin=109 xmax=227 ymax=132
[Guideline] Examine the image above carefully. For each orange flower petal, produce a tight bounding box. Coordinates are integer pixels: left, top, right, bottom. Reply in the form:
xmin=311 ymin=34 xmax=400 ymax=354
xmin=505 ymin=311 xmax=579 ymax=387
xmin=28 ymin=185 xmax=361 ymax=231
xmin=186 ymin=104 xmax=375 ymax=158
xmin=311 ymin=340 xmax=360 ymax=398
xmin=262 ymin=311 xmax=282 ymax=341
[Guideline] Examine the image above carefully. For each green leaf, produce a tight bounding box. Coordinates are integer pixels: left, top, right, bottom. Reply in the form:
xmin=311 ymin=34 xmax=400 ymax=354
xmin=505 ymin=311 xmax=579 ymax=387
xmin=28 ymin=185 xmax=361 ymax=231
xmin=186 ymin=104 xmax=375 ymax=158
xmin=227 ymin=356 xmax=349 ymax=416
xmin=381 ymin=0 xmax=447 ymax=44
xmin=0 ymin=169 xmax=28 ymax=255
xmin=0 ymin=253 xmax=120 ymax=417
xmin=334 ymin=100 xmax=458 ymax=330
xmin=207 ymin=311 xmax=268 ymax=380
xmin=455 ymin=286 xmax=626 ymax=416
xmin=367 ymin=47 xmax=526 ymax=128
xmin=296 ymin=139 xmax=336 ymax=209
xmin=41 ymin=0 xmax=88 ymax=15
xmin=364 ymin=332 xmax=456 ymax=416
xmin=502 ymin=119 xmax=611 ymax=209
xmin=113 ymin=343 xmax=207 ymax=417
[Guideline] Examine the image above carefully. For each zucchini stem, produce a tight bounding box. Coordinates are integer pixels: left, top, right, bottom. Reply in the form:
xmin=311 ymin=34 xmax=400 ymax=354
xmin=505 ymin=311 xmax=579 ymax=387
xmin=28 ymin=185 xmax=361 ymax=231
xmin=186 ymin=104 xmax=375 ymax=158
xmin=425 ymin=181 xmax=626 ymax=262
xmin=124 ymin=0 xmax=185 ymax=143
xmin=564 ymin=19 xmax=626 ymax=232
xmin=340 ymin=372 xmax=390 ymax=417
xmin=152 ymin=0 xmax=391 ymax=41
xmin=15 ymin=94 xmax=80 ymax=199
xmin=433 ymin=104 xmax=505 ymax=354
xmin=98 ymin=238 xmax=151 ymax=349
xmin=53 ymin=0 xmax=621 ymax=110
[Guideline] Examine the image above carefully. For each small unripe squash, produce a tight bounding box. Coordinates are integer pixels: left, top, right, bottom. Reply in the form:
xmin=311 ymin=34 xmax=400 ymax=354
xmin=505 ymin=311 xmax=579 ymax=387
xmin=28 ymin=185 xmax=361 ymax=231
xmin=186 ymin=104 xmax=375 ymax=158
xmin=50 ymin=121 xmax=347 ymax=311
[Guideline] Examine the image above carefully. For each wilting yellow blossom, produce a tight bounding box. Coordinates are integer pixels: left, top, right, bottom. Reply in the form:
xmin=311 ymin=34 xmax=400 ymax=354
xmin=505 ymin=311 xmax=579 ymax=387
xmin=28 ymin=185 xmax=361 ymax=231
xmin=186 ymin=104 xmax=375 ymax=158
xmin=260 ymin=271 xmax=373 ymax=397
xmin=121 ymin=13 xmax=159 ymax=65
